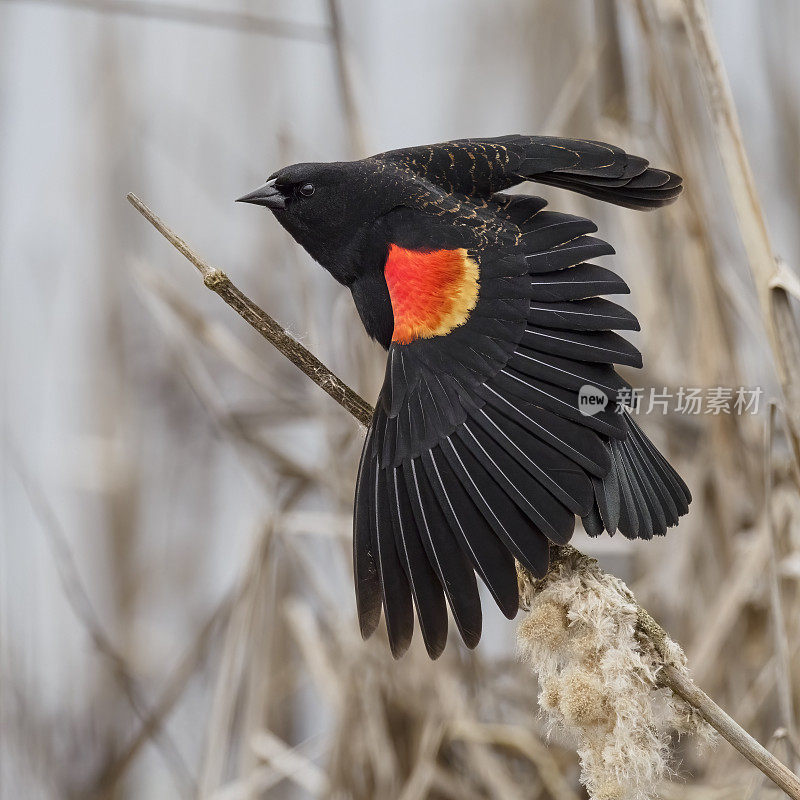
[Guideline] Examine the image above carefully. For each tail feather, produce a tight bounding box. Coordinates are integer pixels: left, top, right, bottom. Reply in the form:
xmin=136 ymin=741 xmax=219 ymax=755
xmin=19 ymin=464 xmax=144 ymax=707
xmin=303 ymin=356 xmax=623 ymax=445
xmin=585 ymin=413 xmax=691 ymax=538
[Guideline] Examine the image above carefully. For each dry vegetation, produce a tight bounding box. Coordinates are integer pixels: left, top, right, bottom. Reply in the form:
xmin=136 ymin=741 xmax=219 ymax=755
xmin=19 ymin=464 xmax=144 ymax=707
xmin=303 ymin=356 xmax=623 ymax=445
xmin=3 ymin=1 xmax=800 ymax=799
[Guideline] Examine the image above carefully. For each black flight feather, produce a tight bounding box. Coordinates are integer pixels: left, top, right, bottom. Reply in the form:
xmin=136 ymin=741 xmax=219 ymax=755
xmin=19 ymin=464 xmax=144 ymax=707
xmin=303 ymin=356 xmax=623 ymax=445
xmin=422 ymin=449 xmax=519 ymax=619
xmin=404 ymin=459 xmax=482 ymax=648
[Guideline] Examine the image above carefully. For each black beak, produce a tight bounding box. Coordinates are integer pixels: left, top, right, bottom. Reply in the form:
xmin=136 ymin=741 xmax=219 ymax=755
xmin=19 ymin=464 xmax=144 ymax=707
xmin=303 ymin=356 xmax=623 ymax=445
xmin=236 ymin=178 xmax=286 ymax=209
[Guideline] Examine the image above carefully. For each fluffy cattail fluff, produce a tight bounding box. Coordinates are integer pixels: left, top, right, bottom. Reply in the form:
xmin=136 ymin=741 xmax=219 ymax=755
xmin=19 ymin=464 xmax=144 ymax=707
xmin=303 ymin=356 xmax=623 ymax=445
xmin=517 ymin=547 xmax=713 ymax=800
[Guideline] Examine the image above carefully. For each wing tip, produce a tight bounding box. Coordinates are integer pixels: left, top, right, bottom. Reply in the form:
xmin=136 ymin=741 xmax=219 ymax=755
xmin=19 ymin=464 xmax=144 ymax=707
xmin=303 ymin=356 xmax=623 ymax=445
xmin=388 ymin=630 xmax=413 ymax=659
xmin=358 ymin=607 xmax=381 ymax=641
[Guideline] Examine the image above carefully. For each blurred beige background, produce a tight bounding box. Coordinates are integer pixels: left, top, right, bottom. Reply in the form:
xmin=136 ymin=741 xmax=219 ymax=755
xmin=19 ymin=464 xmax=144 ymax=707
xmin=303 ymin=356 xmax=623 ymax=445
xmin=2 ymin=1 xmax=799 ymax=798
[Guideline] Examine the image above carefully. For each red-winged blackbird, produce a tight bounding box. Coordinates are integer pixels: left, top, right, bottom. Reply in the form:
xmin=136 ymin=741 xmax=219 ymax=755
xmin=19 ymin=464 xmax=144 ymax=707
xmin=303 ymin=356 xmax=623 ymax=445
xmin=238 ymin=135 xmax=691 ymax=659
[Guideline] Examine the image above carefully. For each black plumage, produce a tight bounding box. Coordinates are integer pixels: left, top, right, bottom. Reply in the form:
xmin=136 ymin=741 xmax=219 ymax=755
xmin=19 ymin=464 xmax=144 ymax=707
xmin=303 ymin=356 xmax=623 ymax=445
xmin=238 ymin=134 xmax=692 ymax=658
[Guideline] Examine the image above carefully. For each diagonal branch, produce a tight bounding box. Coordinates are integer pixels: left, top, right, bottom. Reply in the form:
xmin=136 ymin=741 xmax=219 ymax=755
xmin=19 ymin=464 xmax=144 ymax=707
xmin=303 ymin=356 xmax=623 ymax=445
xmin=127 ymin=193 xmax=373 ymax=428
xmin=126 ymin=192 xmax=800 ymax=800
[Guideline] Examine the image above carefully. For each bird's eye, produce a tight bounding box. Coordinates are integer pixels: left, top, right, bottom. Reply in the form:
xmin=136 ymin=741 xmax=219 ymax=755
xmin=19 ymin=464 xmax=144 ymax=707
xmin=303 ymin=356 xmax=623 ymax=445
xmin=299 ymin=183 xmax=315 ymax=197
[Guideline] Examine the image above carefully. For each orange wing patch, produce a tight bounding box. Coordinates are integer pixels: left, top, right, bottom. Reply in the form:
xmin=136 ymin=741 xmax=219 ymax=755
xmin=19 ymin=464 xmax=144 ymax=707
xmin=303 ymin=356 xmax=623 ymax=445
xmin=384 ymin=245 xmax=479 ymax=345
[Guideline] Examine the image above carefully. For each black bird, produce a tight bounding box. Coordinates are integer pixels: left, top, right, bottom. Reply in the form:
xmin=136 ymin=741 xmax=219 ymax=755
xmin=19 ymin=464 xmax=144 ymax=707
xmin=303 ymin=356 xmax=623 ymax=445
xmin=238 ymin=135 xmax=691 ymax=658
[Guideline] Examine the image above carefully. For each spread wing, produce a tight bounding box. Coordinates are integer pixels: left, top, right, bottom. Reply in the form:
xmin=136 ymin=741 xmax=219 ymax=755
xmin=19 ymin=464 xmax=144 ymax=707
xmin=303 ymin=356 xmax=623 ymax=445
xmin=354 ymin=197 xmax=690 ymax=658
xmin=372 ymin=135 xmax=682 ymax=210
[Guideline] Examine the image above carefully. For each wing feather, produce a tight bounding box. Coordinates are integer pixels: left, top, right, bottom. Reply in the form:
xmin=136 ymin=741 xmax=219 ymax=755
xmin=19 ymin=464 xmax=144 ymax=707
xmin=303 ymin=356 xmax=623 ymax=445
xmin=476 ymin=383 xmax=611 ymax=475
xmin=523 ymin=326 xmax=643 ymax=367
xmin=373 ymin=135 xmax=682 ymax=209
xmin=439 ymin=437 xmax=551 ymax=577
xmin=525 ymin=236 xmax=616 ymax=273
xmin=403 ymin=460 xmax=482 ymax=648
xmin=529 ymin=263 xmax=630 ymax=302
xmin=527 ymin=298 xmax=640 ymax=332
xmin=352 ymin=188 xmax=689 ymax=655
xmin=468 ymin=406 xmax=593 ymax=515
xmin=456 ymin=422 xmax=576 ymax=542
xmin=353 ymin=425 xmax=382 ymax=638
xmin=386 ymin=464 xmax=449 ymax=658
xmin=507 ymin=348 xmax=631 ymax=399
xmin=490 ymin=368 xmax=626 ymax=437
xmin=370 ymin=440 xmax=415 ymax=657
xmin=422 ymin=449 xmax=519 ymax=618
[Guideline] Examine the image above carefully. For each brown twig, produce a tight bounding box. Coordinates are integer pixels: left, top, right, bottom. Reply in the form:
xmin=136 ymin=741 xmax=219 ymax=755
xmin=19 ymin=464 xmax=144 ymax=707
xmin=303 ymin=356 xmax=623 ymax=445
xmin=127 ymin=193 xmax=373 ymax=428
xmin=127 ymin=192 xmax=800 ymax=799
xmin=660 ymin=665 xmax=800 ymax=799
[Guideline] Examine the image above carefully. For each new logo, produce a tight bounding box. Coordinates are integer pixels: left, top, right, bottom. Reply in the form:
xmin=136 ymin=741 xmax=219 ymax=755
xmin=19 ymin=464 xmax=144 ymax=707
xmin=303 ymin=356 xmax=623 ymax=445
xmin=578 ymin=384 xmax=608 ymax=416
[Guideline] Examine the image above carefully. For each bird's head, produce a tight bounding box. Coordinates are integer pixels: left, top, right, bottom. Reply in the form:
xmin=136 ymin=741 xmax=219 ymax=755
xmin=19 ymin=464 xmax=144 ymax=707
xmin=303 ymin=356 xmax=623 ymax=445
xmin=237 ymin=160 xmax=401 ymax=285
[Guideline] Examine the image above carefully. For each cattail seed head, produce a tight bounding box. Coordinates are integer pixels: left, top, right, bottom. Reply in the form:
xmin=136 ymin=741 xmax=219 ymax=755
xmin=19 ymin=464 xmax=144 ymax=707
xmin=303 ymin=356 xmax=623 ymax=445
xmin=593 ymin=779 xmax=626 ymax=800
xmin=558 ymin=666 xmax=610 ymax=726
xmin=519 ymin=600 xmax=570 ymax=653
xmin=539 ymin=674 xmax=561 ymax=713
xmin=517 ymin=548 xmax=713 ymax=800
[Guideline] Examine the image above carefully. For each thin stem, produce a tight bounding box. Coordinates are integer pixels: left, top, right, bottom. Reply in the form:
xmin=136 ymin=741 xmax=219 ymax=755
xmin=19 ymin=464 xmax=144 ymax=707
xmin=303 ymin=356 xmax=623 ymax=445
xmin=127 ymin=192 xmax=800 ymax=800
xmin=680 ymin=0 xmax=800 ymax=468
xmin=326 ymin=0 xmax=367 ymax=157
xmin=765 ymin=404 xmax=799 ymax=752
xmin=660 ymin=666 xmax=800 ymax=799
xmin=127 ymin=194 xmax=373 ymax=428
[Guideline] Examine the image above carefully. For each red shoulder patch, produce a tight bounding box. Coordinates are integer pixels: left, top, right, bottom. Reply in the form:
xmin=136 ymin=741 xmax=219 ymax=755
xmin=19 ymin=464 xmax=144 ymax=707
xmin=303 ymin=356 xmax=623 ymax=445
xmin=384 ymin=245 xmax=479 ymax=345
